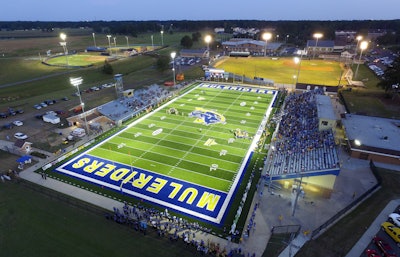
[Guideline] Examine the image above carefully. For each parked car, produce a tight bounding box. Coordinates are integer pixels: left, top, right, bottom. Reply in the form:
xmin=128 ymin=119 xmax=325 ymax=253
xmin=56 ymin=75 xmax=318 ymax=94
xmin=62 ymin=96 xmax=69 ymax=101
xmin=365 ymin=249 xmax=382 ymax=257
xmin=372 ymin=236 xmax=396 ymax=257
xmin=14 ymin=132 xmax=28 ymax=140
xmin=381 ymin=222 xmax=400 ymax=246
xmin=2 ymin=123 xmax=13 ymax=129
xmin=16 ymin=109 xmax=24 ymax=114
xmin=33 ymin=104 xmax=42 ymax=110
xmin=12 ymin=120 xmax=23 ymax=126
xmin=8 ymin=108 xmax=16 ymax=116
xmin=39 ymin=102 xmax=48 ymax=108
xmin=389 ymin=213 xmax=400 ymax=227
xmin=0 ymin=112 xmax=8 ymax=118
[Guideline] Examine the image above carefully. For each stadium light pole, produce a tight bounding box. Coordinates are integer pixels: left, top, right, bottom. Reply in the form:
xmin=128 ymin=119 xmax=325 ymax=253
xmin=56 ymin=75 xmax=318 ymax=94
xmin=70 ymin=77 xmax=89 ymax=136
xmin=59 ymin=33 xmax=69 ymax=67
xmin=125 ymin=36 xmax=129 ymax=48
xmin=354 ymin=41 xmax=368 ymax=80
xmin=204 ymin=35 xmax=212 ymax=51
xmin=160 ymin=29 xmax=164 ymax=46
xmin=294 ymin=56 xmax=302 ymax=85
xmin=353 ymin=35 xmax=363 ymax=64
xmin=106 ymin=35 xmax=112 ymax=55
xmin=312 ymin=33 xmax=323 ymax=59
xmin=262 ymin=32 xmax=272 ymax=57
xmin=113 ymin=37 xmax=117 ymax=55
xmin=92 ymin=32 xmax=96 ymax=48
xmin=151 ymin=35 xmax=154 ymax=50
xmin=171 ymin=52 xmax=176 ymax=85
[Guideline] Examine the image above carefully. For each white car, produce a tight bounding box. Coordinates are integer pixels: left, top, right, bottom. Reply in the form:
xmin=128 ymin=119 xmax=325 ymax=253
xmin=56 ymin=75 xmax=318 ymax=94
xmin=12 ymin=120 xmax=23 ymax=126
xmin=14 ymin=132 xmax=28 ymax=140
xmin=388 ymin=213 xmax=400 ymax=227
xmin=33 ymin=104 xmax=42 ymax=110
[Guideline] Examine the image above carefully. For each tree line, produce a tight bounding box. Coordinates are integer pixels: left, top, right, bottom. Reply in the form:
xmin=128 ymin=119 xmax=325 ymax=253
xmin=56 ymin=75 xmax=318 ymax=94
xmin=1 ymin=20 xmax=400 ymax=45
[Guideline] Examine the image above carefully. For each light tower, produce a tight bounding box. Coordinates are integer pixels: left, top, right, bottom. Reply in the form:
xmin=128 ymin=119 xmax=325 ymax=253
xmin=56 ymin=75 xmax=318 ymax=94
xmin=262 ymin=32 xmax=272 ymax=57
xmin=354 ymin=41 xmax=368 ymax=79
xmin=171 ymin=52 xmax=176 ymax=85
xmin=59 ymin=33 xmax=69 ymax=67
xmin=106 ymin=35 xmax=112 ymax=55
xmin=312 ymin=33 xmax=323 ymax=59
xmin=70 ymin=77 xmax=89 ymax=135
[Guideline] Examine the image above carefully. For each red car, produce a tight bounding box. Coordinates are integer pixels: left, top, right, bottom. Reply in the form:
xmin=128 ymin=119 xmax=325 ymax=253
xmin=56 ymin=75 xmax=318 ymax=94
xmin=373 ymin=236 xmax=396 ymax=257
xmin=366 ymin=249 xmax=382 ymax=257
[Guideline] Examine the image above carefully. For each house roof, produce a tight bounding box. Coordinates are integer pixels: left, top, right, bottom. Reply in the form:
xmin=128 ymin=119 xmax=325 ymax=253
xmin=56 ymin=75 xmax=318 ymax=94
xmin=316 ymin=95 xmax=336 ymax=121
xmin=342 ymin=114 xmax=400 ymax=155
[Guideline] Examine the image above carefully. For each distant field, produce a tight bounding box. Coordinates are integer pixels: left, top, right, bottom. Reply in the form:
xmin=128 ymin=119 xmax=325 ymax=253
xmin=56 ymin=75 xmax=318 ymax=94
xmin=55 ymin=83 xmax=276 ymax=224
xmin=216 ymin=57 xmax=343 ymax=86
xmin=45 ymin=54 xmax=108 ymax=66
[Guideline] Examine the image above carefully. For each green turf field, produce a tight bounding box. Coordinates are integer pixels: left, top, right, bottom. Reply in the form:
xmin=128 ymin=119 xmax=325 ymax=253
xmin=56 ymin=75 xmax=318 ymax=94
xmin=216 ymin=57 xmax=343 ymax=86
xmin=56 ymin=83 xmax=275 ymax=224
xmin=45 ymin=53 xmax=108 ymax=66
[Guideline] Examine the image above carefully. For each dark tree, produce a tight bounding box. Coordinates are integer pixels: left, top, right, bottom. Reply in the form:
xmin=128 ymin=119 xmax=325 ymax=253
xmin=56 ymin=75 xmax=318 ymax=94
xmin=377 ymin=56 xmax=400 ymax=94
xmin=192 ymin=32 xmax=202 ymax=42
xmin=180 ymin=35 xmax=193 ymax=48
xmin=102 ymin=60 xmax=113 ymax=75
xmin=156 ymin=55 xmax=170 ymax=72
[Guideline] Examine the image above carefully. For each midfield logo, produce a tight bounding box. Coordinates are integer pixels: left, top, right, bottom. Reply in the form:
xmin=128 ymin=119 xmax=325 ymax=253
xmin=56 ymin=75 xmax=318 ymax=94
xmin=189 ymin=107 xmax=226 ymax=125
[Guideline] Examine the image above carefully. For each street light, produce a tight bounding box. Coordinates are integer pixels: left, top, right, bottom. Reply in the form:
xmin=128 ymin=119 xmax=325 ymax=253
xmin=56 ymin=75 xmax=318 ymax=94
xmin=151 ymin=35 xmax=154 ymax=50
xmin=106 ymin=35 xmax=112 ymax=55
xmin=312 ymin=33 xmax=323 ymax=59
xmin=59 ymin=33 xmax=69 ymax=67
xmin=92 ymin=32 xmax=96 ymax=47
xmin=160 ymin=30 xmax=164 ymax=46
xmin=262 ymin=32 xmax=272 ymax=57
xmin=70 ymin=77 xmax=89 ymax=136
xmin=354 ymin=41 xmax=368 ymax=79
xmin=125 ymin=36 xmax=129 ymax=48
xmin=170 ymin=52 xmax=176 ymax=85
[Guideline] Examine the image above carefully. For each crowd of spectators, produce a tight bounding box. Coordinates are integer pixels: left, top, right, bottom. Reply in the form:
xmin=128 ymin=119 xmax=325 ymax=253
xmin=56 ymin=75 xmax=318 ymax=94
xmin=267 ymin=89 xmax=339 ymax=176
xmin=98 ymin=84 xmax=171 ymax=121
xmin=107 ymin=203 xmax=251 ymax=257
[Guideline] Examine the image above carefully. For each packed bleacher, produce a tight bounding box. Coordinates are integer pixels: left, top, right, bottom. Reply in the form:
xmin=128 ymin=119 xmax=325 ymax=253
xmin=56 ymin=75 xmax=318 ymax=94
xmin=267 ymin=89 xmax=339 ymax=176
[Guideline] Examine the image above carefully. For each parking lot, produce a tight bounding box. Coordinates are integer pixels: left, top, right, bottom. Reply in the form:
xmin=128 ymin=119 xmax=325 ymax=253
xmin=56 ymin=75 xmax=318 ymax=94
xmin=361 ymin=206 xmax=400 ymax=257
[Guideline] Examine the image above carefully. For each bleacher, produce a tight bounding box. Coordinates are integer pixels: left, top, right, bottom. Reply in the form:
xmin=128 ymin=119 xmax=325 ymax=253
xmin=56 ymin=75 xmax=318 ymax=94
xmin=266 ymin=89 xmax=340 ymax=179
xmin=97 ymin=84 xmax=171 ymax=121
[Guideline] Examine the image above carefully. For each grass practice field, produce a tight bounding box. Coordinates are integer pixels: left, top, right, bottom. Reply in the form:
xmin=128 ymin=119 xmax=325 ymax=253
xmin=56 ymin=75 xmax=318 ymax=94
xmin=56 ymin=83 xmax=275 ymax=224
xmin=45 ymin=53 xmax=108 ymax=66
xmin=216 ymin=57 xmax=343 ymax=86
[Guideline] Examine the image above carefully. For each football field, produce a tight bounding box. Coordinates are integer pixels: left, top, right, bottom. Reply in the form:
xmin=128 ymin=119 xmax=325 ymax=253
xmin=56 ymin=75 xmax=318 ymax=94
xmin=56 ymin=83 xmax=276 ymax=224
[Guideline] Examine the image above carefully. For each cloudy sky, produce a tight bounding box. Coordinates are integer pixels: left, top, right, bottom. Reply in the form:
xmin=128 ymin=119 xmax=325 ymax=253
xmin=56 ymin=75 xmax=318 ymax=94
xmin=2 ymin=0 xmax=399 ymax=21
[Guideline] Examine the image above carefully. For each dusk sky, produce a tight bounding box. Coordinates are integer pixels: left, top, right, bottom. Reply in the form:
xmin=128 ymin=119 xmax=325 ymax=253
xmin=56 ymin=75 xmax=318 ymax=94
xmin=2 ymin=0 xmax=399 ymax=21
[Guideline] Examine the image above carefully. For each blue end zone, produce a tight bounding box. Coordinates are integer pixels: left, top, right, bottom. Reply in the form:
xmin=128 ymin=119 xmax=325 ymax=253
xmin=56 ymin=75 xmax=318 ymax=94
xmin=55 ymin=154 xmax=229 ymax=224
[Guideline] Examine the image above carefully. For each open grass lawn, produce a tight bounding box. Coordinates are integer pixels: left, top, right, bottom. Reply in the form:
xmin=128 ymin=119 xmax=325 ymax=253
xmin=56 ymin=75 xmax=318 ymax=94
xmin=341 ymin=64 xmax=400 ymax=119
xmin=295 ymin=168 xmax=400 ymax=257
xmin=0 ymin=181 xmax=205 ymax=257
xmin=215 ymin=57 xmax=343 ymax=86
xmin=55 ymin=84 xmax=275 ymax=224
